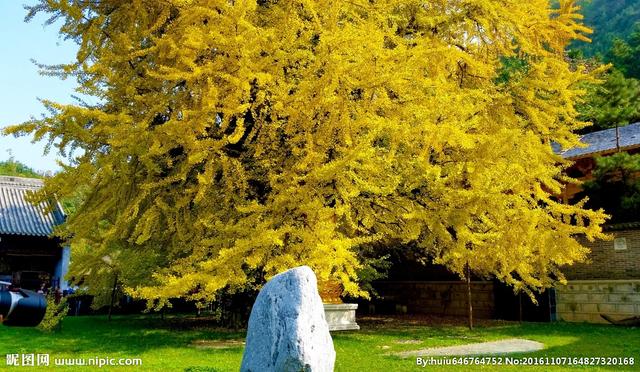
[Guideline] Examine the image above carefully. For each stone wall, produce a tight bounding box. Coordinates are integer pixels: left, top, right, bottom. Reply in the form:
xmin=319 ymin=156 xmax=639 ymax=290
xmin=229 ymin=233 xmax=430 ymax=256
xmin=563 ymin=227 xmax=640 ymax=280
xmin=373 ymin=281 xmax=495 ymax=318
xmin=555 ymin=280 xmax=640 ymax=323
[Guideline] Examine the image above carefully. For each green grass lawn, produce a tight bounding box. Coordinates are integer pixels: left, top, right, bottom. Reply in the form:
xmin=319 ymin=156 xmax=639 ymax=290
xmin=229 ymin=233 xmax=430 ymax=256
xmin=0 ymin=315 xmax=638 ymax=371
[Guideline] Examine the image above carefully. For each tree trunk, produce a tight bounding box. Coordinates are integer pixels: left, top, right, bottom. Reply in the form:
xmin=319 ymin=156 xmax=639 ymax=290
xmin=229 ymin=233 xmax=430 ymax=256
xmin=518 ymin=291 xmax=523 ymax=323
xmin=466 ymin=263 xmax=473 ymax=330
xmin=108 ymin=273 xmax=118 ymax=321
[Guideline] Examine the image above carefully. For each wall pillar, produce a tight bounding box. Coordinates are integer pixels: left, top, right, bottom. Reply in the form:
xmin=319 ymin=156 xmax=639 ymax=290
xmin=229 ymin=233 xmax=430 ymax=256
xmin=53 ymin=246 xmax=71 ymax=290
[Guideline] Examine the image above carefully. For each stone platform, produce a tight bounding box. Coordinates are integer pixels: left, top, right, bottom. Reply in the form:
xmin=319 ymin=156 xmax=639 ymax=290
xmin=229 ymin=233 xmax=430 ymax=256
xmin=324 ymin=303 xmax=360 ymax=331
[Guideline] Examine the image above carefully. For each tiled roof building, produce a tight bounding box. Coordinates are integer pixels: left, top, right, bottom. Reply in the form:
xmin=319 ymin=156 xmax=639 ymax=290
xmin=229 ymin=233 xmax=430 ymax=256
xmin=555 ymin=122 xmax=640 ymax=201
xmin=0 ymin=176 xmax=65 ymax=236
xmin=0 ymin=176 xmax=69 ymax=290
xmin=558 ymin=122 xmax=640 ymax=160
xmin=553 ymin=123 xmax=640 ymax=324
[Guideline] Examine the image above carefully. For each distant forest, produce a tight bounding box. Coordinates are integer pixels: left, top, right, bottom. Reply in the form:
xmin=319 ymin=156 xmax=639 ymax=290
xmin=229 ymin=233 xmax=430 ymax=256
xmin=573 ymin=0 xmax=640 ymax=57
xmin=0 ymin=158 xmax=42 ymax=178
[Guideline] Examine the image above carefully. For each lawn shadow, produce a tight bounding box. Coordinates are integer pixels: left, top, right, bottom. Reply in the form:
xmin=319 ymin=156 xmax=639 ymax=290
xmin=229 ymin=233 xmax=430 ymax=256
xmin=0 ymin=314 xmax=246 ymax=356
xmin=361 ymin=318 xmax=640 ymax=371
xmin=479 ymin=321 xmax=640 ymax=371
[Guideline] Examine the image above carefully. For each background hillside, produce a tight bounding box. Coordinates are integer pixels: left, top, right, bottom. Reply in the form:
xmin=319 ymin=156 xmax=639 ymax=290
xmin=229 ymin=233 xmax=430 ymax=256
xmin=573 ymin=0 xmax=640 ymax=57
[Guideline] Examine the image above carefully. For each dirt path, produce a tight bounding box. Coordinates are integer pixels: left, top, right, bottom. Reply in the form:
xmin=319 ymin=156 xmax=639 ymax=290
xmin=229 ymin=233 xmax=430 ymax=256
xmin=396 ymin=338 xmax=544 ymax=358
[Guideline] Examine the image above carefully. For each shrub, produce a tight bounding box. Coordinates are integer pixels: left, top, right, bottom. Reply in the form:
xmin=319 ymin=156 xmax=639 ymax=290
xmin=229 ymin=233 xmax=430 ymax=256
xmin=37 ymin=293 xmax=69 ymax=332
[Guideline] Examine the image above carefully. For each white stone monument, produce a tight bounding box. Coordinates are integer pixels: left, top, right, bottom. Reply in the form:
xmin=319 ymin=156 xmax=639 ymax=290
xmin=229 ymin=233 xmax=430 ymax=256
xmin=324 ymin=303 xmax=360 ymax=331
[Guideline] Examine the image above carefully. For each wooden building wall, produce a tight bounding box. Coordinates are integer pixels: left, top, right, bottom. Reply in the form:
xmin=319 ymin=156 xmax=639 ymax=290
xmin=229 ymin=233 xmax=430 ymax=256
xmin=0 ymin=234 xmax=62 ymax=290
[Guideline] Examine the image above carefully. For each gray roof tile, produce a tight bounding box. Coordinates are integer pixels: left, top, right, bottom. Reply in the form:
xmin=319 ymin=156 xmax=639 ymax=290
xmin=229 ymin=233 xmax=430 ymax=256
xmin=0 ymin=176 xmax=65 ymax=236
xmin=558 ymin=122 xmax=640 ymax=159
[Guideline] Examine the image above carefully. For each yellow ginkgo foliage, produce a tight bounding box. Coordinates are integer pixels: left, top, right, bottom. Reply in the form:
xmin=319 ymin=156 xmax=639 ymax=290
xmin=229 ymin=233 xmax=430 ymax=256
xmin=7 ymin=0 xmax=607 ymax=307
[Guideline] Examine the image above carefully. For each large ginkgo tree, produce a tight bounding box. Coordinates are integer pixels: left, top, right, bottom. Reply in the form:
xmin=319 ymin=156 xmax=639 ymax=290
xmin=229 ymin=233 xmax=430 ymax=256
xmin=7 ymin=0 xmax=607 ymax=308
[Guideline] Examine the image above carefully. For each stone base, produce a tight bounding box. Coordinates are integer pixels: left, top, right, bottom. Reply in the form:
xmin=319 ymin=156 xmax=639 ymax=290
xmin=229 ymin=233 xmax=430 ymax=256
xmin=324 ymin=303 xmax=360 ymax=331
xmin=555 ymin=279 xmax=640 ymax=324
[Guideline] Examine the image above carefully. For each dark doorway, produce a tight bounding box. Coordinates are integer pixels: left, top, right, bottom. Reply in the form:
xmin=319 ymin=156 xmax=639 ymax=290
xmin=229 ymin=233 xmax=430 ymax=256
xmin=493 ymin=281 xmax=556 ymax=322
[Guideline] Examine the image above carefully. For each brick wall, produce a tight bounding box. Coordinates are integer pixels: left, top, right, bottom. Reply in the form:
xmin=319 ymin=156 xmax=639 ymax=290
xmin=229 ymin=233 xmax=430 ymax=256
xmin=556 ymin=280 xmax=640 ymax=323
xmin=563 ymin=228 xmax=640 ymax=280
xmin=372 ymin=281 xmax=495 ymax=318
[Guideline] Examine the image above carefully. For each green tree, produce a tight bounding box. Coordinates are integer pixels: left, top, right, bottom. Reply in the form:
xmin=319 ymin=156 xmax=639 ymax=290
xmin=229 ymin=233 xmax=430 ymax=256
xmin=578 ymin=68 xmax=640 ymax=130
xmin=0 ymin=157 xmax=42 ymax=178
xmin=606 ymin=22 xmax=640 ymax=80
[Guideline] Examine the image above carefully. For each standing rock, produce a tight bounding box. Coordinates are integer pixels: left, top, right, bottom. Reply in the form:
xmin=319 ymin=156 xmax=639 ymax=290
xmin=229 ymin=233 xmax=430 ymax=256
xmin=241 ymin=266 xmax=336 ymax=372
